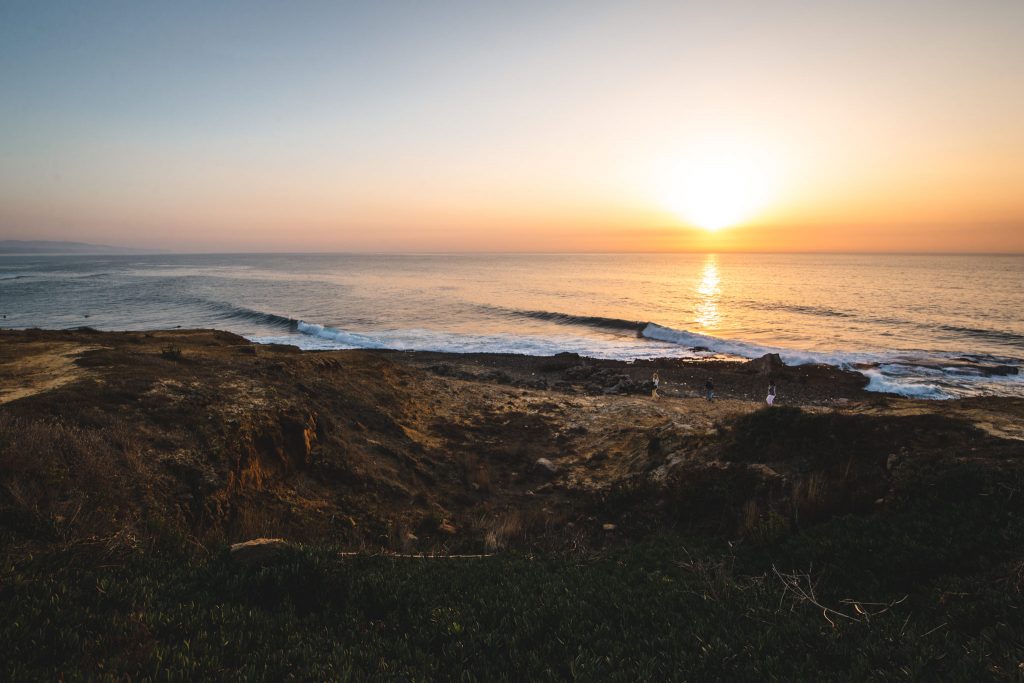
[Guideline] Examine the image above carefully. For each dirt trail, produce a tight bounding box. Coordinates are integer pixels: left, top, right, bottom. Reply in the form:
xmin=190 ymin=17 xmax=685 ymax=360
xmin=0 ymin=341 xmax=98 ymax=404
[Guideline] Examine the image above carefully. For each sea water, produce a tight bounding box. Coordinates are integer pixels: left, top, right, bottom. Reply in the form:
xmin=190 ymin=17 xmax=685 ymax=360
xmin=1 ymin=252 xmax=1021 ymax=399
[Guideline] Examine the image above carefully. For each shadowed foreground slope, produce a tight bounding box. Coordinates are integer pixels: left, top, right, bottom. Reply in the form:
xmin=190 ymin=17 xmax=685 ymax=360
xmin=1 ymin=329 xmax=1023 ymax=679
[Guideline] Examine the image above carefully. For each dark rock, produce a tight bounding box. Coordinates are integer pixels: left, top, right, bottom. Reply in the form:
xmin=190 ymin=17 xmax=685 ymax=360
xmin=982 ymin=365 xmax=1019 ymax=377
xmin=564 ymin=364 xmax=596 ymax=380
xmin=539 ymin=352 xmax=582 ymax=372
xmin=745 ymin=353 xmax=786 ymax=376
xmin=481 ymin=369 xmax=513 ymax=384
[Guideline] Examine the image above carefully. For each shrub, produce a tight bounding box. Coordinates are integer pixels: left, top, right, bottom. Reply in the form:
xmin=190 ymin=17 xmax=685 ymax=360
xmin=159 ymin=345 xmax=183 ymax=360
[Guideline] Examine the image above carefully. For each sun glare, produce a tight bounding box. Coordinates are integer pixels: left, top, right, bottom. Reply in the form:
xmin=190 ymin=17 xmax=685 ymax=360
xmin=661 ymin=147 xmax=778 ymax=232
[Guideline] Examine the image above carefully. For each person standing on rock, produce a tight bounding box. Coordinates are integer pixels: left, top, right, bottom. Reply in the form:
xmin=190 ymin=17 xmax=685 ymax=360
xmin=767 ymin=379 xmax=777 ymax=406
xmin=705 ymin=378 xmax=715 ymax=402
xmin=651 ymin=371 xmax=660 ymax=399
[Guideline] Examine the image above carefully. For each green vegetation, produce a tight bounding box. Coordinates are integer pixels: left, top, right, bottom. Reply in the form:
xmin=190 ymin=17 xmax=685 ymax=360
xmin=3 ymin=528 xmax=1022 ymax=681
xmin=6 ymin=442 xmax=1024 ymax=683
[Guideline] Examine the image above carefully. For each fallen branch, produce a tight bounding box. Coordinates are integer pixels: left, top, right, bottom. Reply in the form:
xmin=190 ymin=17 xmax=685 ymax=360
xmin=772 ymin=564 xmax=908 ymax=628
xmin=338 ymin=551 xmax=496 ymax=559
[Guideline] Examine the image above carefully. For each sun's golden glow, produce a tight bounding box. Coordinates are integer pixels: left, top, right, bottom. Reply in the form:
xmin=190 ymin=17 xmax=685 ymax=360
xmin=660 ymin=145 xmax=779 ymax=232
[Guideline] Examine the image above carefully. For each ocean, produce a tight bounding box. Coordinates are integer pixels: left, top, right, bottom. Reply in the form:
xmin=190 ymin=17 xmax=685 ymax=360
xmin=1 ymin=252 xmax=1021 ymax=399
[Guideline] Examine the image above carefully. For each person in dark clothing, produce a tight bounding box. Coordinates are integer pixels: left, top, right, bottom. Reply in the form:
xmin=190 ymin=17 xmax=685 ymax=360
xmin=704 ymin=378 xmax=715 ymax=402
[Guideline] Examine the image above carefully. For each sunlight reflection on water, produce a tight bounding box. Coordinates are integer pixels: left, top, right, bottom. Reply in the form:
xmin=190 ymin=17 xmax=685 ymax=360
xmin=695 ymin=254 xmax=720 ymax=329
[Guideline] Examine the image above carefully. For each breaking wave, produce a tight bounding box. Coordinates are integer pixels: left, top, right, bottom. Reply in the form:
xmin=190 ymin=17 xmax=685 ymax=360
xmin=200 ymin=301 xmax=297 ymax=331
xmin=186 ymin=302 xmax=1024 ymax=400
xmin=485 ymin=305 xmax=645 ymax=331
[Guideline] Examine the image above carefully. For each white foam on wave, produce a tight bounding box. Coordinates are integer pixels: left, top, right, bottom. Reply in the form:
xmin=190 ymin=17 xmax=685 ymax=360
xmin=295 ymin=320 xmax=386 ymax=348
xmin=248 ymin=318 xmax=1022 ymax=400
xmin=640 ymin=323 xmax=876 ymax=368
xmin=862 ymin=368 xmax=951 ymax=399
xmin=256 ymin=322 xmax=691 ymax=360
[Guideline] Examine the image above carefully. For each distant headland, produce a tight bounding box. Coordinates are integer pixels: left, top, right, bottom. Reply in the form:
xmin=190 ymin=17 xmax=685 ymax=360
xmin=0 ymin=240 xmax=162 ymax=255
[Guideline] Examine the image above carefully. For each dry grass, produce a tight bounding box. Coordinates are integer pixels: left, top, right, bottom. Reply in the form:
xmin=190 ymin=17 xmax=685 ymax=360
xmin=483 ymin=509 xmax=525 ymax=551
xmin=456 ymin=452 xmax=493 ymax=494
xmin=0 ymin=413 xmax=147 ymax=551
xmin=231 ymin=504 xmax=287 ymax=542
xmin=792 ymin=471 xmax=829 ymax=523
xmin=479 ymin=507 xmax=574 ymax=551
xmin=739 ymin=499 xmax=791 ymax=543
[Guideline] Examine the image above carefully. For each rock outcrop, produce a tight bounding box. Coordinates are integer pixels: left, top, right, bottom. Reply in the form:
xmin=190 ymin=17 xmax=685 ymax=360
xmin=229 ymin=537 xmax=292 ymax=565
xmin=745 ymin=353 xmax=786 ymax=377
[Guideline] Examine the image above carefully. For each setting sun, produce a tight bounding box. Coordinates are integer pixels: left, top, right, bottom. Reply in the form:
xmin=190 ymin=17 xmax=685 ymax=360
xmin=660 ymin=145 xmax=780 ymax=232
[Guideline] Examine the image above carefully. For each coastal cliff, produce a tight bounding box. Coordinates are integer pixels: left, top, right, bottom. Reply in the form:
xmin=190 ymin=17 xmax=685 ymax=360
xmin=2 ymin=329 xmax=1023 ymax=678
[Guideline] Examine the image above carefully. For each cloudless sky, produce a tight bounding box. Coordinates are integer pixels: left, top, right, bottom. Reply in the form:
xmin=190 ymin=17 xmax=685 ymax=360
xmin=1 ymin=0 xmax=1022 ymax=252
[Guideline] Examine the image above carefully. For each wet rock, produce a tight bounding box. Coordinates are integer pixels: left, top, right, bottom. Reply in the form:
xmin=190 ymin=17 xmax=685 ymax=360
xmin=982 ymin=365 xmax=1019 ymax=377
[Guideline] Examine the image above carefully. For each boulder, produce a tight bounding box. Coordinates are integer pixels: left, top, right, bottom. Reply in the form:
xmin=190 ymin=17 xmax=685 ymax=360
xmin=535 ymin=458 xmax=558 ymax=475
xmin=746 ymin=353 xmax=786 ymax=376
xmin=229 ymin=537 xmax=292 ymax=565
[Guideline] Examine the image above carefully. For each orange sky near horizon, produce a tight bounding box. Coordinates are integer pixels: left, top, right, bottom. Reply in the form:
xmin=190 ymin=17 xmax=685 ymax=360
xmin=1 ymin=2 xmax=1022 ymax=253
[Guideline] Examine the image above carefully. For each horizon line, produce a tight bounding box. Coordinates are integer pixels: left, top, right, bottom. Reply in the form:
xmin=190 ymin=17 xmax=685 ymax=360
xmin=3 ymin=249 xmax=1023 ymax=257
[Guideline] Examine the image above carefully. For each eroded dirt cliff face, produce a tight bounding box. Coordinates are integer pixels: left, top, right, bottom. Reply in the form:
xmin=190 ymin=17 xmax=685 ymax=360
xmin=1 ymin=328 xmax=1022 ymax=557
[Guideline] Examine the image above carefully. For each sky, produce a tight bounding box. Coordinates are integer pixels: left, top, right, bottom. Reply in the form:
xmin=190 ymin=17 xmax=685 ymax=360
xmin=1 ymin=0 xmax=1022 ymax=253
